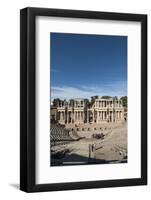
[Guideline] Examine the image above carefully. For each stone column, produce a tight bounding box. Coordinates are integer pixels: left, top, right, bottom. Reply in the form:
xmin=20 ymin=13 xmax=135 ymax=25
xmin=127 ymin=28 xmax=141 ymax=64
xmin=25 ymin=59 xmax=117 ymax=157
xmin=93 ymin=110 xmax=95 ymax=123
xmin=71 ymin=111 xmax=74 ymax=123
xmin=122 ymin=110 xmax=124 ymax=121
xmin=70 ymin=111 xmax=71 ymax=123
xmin=63 ymin=111 xmax=64 ymax=121
xmin=69 ymin=112 xmax=71 ymax=123
xmin=73 ymin=111 xmax=75 ymax=123
xmin=106 ymin=111 xmax=107 ymax=121
xmin=97 ymin=111 xmax=99 ymax=123
xmin=83 ymin=111 xmax=85 ymax=123
xmin=87 ymin=110 xmax=89 ymax=123
xmin=70 ymin=112 xmax=71 ymax=123
xmin=103 ymin=111 xmax=105 ymax=121
xmin=107 ymin=111 xmax=109 ymax=122
xmin=63 ymin=112 xmax=65 ymax=122
xmin=76 ymin=111 xmax=78 ymax=122
xmin=58 ymin=112 xmax=60 ymax=120
xmin=76 ymin=111 xmax=77 ymax=122
xmin=59 ymin=112 xmax=61 ymax=120
xmin=80 ymin=111 xmax=81 ymax=122
xmin=83 ymin=111 xmax=84 ymax=122
xmin=82 ymin=112 xmax=84 ymax=122
xmin=116 ymin=111 xmax=118 ymax=122
xmin=119 ymin=111 xmax=121 ymax=120
xmin=79 ymin=111 xmax=81 ymax=122
xmin=117 ymin=111 xmax=119 ymax=121
xmin=61 ymin=112 xmax=63 ymax=121
xmin=120 ymin=111 xmax=122 ymax=120
xmin=115 ymin=111 xmax=117 ymax=121
xmin=64 ymin=111 xmax=66 ymax=121
xmin=67 ymin=111 xmax=69 ymax=123
xmin=108 ymin=110 xmax=111 ymax=122
xmin=75 ymin=111 xmax=77 ymax=122
xmin=112 ymin=111 xmax=114 ymax=122
xmin=54 ymin=110 xmax=57 ymax=120
xmin=74 ymin=111 xmax=76 ymax=122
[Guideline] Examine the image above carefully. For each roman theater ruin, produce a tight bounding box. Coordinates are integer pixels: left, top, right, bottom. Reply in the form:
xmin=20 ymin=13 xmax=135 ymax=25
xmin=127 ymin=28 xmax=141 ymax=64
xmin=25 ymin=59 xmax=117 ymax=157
xmin=50 ymin=97 xmax=127 ymax=166
xmin=51 ymin=97 xmax=125 ymax=129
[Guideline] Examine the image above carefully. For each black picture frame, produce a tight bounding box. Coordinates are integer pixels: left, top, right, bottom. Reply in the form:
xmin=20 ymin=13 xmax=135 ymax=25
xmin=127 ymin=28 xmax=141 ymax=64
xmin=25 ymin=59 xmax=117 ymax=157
xmin=20 ymin=7 xmax=147 ymax=192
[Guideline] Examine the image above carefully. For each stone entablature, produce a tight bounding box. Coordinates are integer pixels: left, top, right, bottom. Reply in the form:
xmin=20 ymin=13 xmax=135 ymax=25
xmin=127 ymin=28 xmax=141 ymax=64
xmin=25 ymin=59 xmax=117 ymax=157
xmin=51 ymin=97 xmax=124 ymax=124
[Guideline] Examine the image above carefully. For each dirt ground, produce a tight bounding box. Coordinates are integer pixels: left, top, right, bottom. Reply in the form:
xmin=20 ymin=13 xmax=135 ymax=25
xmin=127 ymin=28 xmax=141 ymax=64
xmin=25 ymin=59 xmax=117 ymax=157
xmin=51 ymin=122 xmax=127 ymax=166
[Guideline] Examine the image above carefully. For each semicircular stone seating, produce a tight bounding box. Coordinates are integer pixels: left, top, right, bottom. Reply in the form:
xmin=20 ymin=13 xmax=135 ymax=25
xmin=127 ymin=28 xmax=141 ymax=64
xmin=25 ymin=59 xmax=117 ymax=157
xmin=50 ymin=123 xmax=74 ymax=143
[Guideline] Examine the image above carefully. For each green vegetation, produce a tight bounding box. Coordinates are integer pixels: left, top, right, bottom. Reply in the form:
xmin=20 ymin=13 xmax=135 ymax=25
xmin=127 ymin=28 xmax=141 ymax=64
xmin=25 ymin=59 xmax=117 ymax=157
xmin=53 ymin=98 xmax=61 ymax=107
xmin=101 ymin=96 xmax=112 ymax=99
xmin=120 ymin=96 xmax=127 ymax=107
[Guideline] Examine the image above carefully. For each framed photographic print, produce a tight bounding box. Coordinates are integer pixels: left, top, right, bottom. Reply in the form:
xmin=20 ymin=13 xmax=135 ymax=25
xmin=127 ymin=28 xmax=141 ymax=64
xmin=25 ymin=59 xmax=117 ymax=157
xmin=20 ymin=7 xmax=147 ymax=192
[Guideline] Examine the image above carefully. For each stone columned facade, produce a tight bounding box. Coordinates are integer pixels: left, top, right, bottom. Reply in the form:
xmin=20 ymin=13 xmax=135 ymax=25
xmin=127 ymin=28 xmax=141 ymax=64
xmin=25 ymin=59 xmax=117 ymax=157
xmin=51 ymin=97 xmax=125 ymax=125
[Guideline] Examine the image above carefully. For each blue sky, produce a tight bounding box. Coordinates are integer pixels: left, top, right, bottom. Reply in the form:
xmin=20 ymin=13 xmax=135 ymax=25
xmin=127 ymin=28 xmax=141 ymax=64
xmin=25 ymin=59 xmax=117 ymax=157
xmin=50 ymin=33 xmax=127 ymax=100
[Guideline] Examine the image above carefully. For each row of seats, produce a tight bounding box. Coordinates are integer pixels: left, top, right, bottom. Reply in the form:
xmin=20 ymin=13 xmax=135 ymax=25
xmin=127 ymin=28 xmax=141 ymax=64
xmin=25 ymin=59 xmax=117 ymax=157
xmin=50 ymin=123 xmax=73 ymax=142
xmin=68 ymin=127 xmax=112 ymax=131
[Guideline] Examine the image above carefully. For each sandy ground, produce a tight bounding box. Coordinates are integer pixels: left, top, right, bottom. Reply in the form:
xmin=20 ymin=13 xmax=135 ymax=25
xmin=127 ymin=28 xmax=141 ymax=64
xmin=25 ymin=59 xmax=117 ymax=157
xmin=51 ymin=122 xmax=127 ymax=166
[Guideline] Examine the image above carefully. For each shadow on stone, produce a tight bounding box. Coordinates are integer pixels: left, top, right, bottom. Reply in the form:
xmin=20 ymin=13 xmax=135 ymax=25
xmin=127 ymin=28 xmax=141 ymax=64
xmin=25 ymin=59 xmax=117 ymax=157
xmin=51 ymin=153 xmax=111 ymax=166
